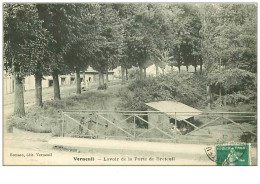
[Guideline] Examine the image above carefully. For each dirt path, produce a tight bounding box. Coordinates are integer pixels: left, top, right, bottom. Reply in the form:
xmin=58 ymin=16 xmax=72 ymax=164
xmin=4 ymin=128 xmax=215 ymax=165
xmin=5 ymin=127 xmax=256 ymax=165
xmin=4 ymin=127 xmax=257 ymax=165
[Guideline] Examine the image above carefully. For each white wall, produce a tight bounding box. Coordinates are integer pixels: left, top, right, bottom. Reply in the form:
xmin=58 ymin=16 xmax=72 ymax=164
xmin=24 ymin=75 xmax=35 ymax=90
xmin=4 ymin=72 xmax=115 ymax=94
xmin=3 ymin=76 xmax=14 ymax=94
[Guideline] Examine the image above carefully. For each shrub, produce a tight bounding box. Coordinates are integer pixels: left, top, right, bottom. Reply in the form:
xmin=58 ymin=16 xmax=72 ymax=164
xmin=97 ymin=83 xmax=108 ymax=90
xmin=208 ymin=68 xmax=257 ymax=105
xmin=11 ymin=115 xmax=52 ymax=133
xmin=118 ymin=72 xmax=207 ymax=111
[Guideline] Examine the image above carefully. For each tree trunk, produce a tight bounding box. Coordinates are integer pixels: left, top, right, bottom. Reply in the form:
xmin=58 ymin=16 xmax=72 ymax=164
xmin=219 ymin=58 xmax=222 ymax=71
xmin=155 ymin=64 xmax=159 ymax=77
xmin=200 ymin=63 xmax=203 ymax=74
xmin=219 ymin=87 xmax=222 ymax=106
xmin=76 ymin=67 xmax=81 ymax=94
xmin=194 ymin=66 xmax=197 ymax=73
xmin=144 ymin=68 xmax=146 ymax=79
xmin=139 ymin=66 xmax=144 ymax=80
xmin=178 ymin=65 xmax=181 ymax=73
xmin=126 ymin=68 xmax=128 ymax=80
xmin=102 ymin=73 xmax=105 ymax=85
xmin=186 ymin=65 xmax=189 ymax=71
xmin=52 ymin=71 xmax=61 ymax=100
xmin=98 ymin=71 xmax=104 ymax=87
xmin=177 ymin=52 xmax=181 ymax=73
xmin=121 ymin=65 xmax=126 ymax=84
xmin=98 ymin=72 xmax=102 ymax=87
xmin=224 ymin=91 xmax=227 ymax=106
xmin=14 ymin=74 xmax=25 ymax=117
xmin=206 ymin=85 xmax=212 ymax=109
xmin=35 ymin=73 xmax=43 ymax=107
xmin=23 ymin=78 xmax=26 ymax=92
xmin=106 ymin=69 xmax=109 ymax=82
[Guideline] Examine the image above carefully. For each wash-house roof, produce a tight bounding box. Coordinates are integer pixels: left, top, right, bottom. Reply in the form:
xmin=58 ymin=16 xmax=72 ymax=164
xmin=145 ymin=101 xmax=202 ymax=121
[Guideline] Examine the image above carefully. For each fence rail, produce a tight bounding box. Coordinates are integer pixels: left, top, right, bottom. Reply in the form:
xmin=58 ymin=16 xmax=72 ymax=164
xmin=58 ymin=110 xmax=257 ymax=144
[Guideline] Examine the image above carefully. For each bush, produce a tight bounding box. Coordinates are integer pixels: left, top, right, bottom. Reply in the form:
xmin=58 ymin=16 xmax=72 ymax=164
xmin=97 ymin=83 xmax=108 ymax=90
xmin=118 ymin=72 xmax=207 ymax=111
xmin=226 ymin=92 xmax=250 ymax=104
xmin=11 ymin=115 xmax=52 ymax=133
xmin=208 ymin=68 xmax=257 ymax=105
xmin=128 ymin=67 xmax=140 ymax=80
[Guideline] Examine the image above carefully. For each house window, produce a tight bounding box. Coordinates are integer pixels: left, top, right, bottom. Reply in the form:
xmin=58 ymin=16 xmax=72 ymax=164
xmin=71 ymin=77 xmax=75 ymax=84
xmin=61 ymin=77 xmax=66 ymax=85
xmin=48 ymin=80 xmax=53 ymax=87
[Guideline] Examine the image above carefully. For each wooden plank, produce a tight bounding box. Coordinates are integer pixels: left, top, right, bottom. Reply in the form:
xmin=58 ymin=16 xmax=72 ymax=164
xmin=135 ymin=121 xmax=164 ymax=138
xmin=223 ymin=117 xmax=257 ymax=136
xmin=133 ymin=115 xmax=136 ymax=139
xmin=98 ymin=114 xmax=134 ymax=138
xmin=182 ymin=119 xmax=209 ymax=135
xmin=186 ymin=117 xmax=221 ymax=135
xmin=66 ymin=127 xmax=77 ymax=136
xmin=113 ymin=114 xmax=134 ymax=125
xmin=63 ymin=110 xmax=256 ymax=114
xmin=61 ymin=115 xmax=64 ymax=137
xmin=135 ymin=115 xmax=175 ymax=139
xmin=63 ymin=113 xmax=96 ymax=135
xmin=136 ymin=127 xmax=156 ymax=138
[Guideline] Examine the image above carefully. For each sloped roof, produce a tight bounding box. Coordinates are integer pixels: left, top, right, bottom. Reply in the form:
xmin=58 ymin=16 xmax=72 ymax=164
xmin=145 ymin=101 xmax=202 ymax=121
xmin=86 ymin=66 xmax=114 ymax=73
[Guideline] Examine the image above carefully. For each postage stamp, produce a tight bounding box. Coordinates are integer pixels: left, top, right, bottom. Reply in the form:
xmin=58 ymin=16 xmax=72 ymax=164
xmin=216 ymin=144 xmax=250 ymax=166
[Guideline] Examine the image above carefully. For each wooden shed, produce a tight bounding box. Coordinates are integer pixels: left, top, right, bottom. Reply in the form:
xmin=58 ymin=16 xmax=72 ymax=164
xmin=145 ymin=101 xmax=202 ymax=134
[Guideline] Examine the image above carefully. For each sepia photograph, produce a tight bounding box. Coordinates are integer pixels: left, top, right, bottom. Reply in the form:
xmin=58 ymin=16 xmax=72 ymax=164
xmin=2 ymin=1 xmax=257 ymax=166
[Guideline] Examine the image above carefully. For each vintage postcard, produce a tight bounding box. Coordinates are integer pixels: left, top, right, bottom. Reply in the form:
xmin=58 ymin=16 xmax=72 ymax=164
xmin=2 ymin=2 xmax=257 ymax=166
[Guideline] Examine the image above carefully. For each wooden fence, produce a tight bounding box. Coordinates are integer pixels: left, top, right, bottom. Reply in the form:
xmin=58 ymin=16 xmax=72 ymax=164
xmin=59 ymin=110 xmax=257 ymax=144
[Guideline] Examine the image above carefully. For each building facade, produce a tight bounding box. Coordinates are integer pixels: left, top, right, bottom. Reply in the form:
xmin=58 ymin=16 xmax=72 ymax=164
xmin=3 ymin=68 xmax=115 ymax=94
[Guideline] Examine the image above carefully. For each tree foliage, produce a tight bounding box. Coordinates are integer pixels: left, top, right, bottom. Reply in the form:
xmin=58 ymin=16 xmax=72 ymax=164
xmin=4 ymin=4 xmax=50 ymax=78
xmin=4 ymin=3 xmax=257 ymax=113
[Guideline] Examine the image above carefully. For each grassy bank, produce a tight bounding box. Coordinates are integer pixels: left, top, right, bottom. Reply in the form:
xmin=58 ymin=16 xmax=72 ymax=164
xmin=10 ymin=85 xmax=125 ymax=134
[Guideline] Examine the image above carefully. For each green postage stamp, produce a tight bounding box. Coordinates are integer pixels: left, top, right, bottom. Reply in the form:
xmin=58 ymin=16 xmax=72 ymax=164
xmin=216 ymin=144 xmax=250 ymax=166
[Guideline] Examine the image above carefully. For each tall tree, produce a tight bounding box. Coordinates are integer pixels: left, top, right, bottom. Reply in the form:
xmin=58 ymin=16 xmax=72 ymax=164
xmin=89 ymin=4 xmax=124 ymax=88
xmin=4 ymin=4 xmax=48 ymax=115
xmin=36 ymin=4 xmax=71 ymax=100
xmin=63 ymin=4 xmax=99 ymax=94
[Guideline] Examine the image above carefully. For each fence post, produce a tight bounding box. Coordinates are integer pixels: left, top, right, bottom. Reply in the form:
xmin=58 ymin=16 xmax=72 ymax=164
xmin=62 ymin=111 xmax=65 ymax=137
xmin=95 ymin=119 xmax=98 ymax=138
xmin=133 ymin=114 xmax=136 ymax=140
xmin=175 ymin=112 xmax=177 ymax=143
